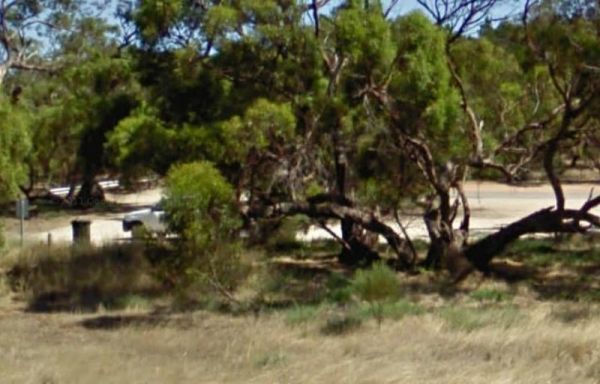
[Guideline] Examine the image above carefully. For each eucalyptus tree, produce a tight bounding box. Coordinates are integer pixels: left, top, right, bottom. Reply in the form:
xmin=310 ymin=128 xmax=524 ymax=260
xmin=108 ymin=0 xmax=600 ymax=275
xmin=404 ymin=0 xmax=600 ymax=278
xmin=12 ymin=12 xmax=142 ymax=207
xmin=0 ymin=0 xmax=118 ymax=85
xmin=0 ymin=96 xmax=30 ymax=202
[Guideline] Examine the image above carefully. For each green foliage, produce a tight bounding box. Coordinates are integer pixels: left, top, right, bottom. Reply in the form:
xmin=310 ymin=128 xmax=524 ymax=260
xmin=163 ymin=161 xmax=239 ymax=239
xmin=222 ymin=98 xmax=296 ymax=161
xmin=161 ymin=161 xmax=247 ymax=296
xmin=21 ymin=34 xmax=142 ymax=194
xmin=134 ymin=0 xmax=186 ymax=45
xmin=263 ymin=216 xmax=313 ymax=254
xmin=351 ymin=262 xmax=401 ymax=325
xmin=326 ymin=273 xmax=353 ymax=304
xmin=505 ymin=238 xmax=600 ymax=268
xmin=0 ymin=99 xmax=31 ymax=202
xmin=107 ymin=104 xmax=175 ymax=176
xmin=391 ymin=12 xmax=462 ymax=160
xmin=334 ymin=1 xmax=396 ymax=72
xmin=352 ymin=262 xmax=400 ymax=303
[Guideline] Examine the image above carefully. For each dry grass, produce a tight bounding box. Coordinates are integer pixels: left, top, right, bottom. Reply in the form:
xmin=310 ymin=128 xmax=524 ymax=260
xmin=1 ymin=298 xmax=600 ymax=383
xmin=3 ymin=236 xmax=600 ymax=383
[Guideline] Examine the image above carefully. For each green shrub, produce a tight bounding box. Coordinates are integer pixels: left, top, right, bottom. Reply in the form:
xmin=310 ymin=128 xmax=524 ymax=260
xmin=351 ymin=262 xmax=400 ymax=326
xmin=352 ymin=262 xmax=400 ymax=302
xmin=326 ymin=272 xmax=353 ymax=303
xmin=161 ymin=161 xmax=248 ymax=299
xmin=163 ymin=161 xmax=240 ymax=241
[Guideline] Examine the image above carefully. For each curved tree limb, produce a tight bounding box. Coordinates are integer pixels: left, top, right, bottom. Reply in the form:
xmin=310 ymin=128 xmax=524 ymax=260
xmin=465 ymin=201 xmax=600 ymax=273
xmin=264 ymin=201 xmax=416 ymax=269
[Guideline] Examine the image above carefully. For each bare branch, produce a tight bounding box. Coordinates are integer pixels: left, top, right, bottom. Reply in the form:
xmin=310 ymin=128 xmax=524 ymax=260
xmin=317 ymin=220 xmax=352 ymax=251
xmin=264 ymin=201 xmax=415 ymax=268
xmin=384 ymin=0 xmax=402 ymax=18
xmin=417 ymin=0 xmax=501 ymax=42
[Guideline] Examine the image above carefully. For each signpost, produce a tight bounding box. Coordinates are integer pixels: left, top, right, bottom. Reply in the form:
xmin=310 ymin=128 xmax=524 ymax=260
xmin=15 ymin=198 xmax=28 ymax=246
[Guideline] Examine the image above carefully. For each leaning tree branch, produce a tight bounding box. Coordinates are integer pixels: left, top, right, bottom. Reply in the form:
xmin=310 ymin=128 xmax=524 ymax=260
xmin=465 ymin=204 xmax=600 ymax=273
xmin=317 ymin=219 xmax=352 ymax=251
xmin=263 ymin=201 xmax=415 ymax=268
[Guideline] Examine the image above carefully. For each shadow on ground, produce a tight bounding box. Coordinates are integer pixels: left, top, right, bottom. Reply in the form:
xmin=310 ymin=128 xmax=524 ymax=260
xmin=79 ymin=313 xmax=196 ymax=330
xmin=6 ymin=242 xmax=172 ymax=313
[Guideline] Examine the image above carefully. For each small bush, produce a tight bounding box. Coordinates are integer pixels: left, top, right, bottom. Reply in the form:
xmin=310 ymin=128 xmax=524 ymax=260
xmin=264 ymin=216 xmax=310 ymax=253
xmin=163 ymin=161 xmax=240 ymax=239
xmin=326 ymin=273 xmax=353 ymax=304
xmin=351 ymin=262 xmax=400 ymax=326
xmin=352 ymin=262 xmax=400 ymax=303
xmin=161 ymin=161 xmax=248 ymax=300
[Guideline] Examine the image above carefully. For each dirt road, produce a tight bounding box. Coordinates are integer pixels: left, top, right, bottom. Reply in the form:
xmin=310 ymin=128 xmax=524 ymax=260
xmin=299 ymin=181 xmax=600 ymax=240
xmin=3 ymin=182 xmax=599 ymax=245
xmin=2 ymin=189 xmax=162 ymax=245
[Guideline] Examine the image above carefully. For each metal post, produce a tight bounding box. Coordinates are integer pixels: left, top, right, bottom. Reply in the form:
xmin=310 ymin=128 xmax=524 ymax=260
xmin=20 ymin=213 xmax=23 ymax=247
xmin=16 ymin=198 xmax=28 ymax=247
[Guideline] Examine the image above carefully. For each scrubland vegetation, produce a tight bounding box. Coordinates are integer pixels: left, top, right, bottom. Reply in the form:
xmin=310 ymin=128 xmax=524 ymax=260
xmin=2 ymin=233 xmax=600 ymax=383
xmin=2 ymin=0 xmax=600 ymax=382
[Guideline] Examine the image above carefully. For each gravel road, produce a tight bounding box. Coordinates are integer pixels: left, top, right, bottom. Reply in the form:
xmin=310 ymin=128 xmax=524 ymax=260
xmin=3 ymin=182 xmax=599 ymax=245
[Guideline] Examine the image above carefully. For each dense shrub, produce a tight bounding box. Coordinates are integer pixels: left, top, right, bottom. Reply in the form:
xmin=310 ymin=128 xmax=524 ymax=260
xmin=163 ymin=161 xmax=240 ymax=241
xmin=162 ymin=161 xmax=247 ymax=298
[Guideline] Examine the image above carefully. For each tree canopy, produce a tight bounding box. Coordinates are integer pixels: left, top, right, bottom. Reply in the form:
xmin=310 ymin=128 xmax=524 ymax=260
xmin=4 ymin=0 xmax=600 ymax=275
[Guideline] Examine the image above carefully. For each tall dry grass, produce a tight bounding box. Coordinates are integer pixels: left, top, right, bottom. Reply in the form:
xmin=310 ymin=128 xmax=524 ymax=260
xmin=1 ymin=300 xmax=599 ymax=383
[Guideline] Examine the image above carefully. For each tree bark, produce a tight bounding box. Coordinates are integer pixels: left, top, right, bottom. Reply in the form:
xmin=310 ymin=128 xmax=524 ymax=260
xmin=73 ymin=176 xmax=105 ymax=209
xmin=267 ymin=200 xmax=415 ymax=269
xmin=464 ymin=207 xmax=600 ymax=273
